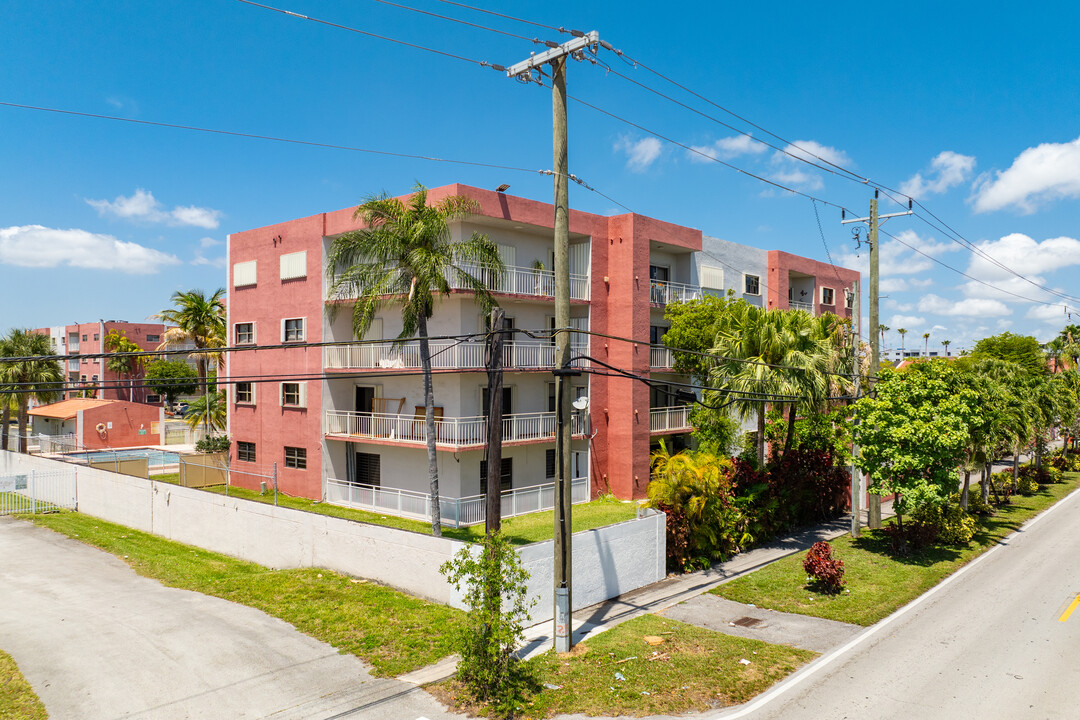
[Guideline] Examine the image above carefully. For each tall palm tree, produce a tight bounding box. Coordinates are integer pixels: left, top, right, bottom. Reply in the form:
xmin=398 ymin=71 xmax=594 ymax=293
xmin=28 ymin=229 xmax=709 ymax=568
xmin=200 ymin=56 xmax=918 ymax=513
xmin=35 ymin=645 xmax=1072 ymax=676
xmin=325 ymin=183 xmax=505 ymax=537
xmin=897 ymin=328 xmax=907 ymax=357
xmin=183 ymin=390 xmax=226 ymax=432
xmin=154 ymin=289 xmax=226 ymax=435
xmin=923 ymin=332 xmax=930 ymax=357
xmin=104 ymin=329 xmax=144 ymax=402
xmin=941 ymin=339 xmax=952 ymax=356
xmin=0 ymin=329 xmax=64 ymax=453
xmin=879 ymin=324 xmax=890 ymax=350
xmin=710 ymin=305 xmax=832 ymax=464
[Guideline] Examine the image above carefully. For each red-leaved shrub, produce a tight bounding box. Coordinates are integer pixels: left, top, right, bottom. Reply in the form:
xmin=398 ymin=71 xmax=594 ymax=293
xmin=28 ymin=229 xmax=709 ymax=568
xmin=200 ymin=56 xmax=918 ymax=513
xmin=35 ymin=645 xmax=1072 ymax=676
xmin=802 ymin=541 xmax=845 ymax=594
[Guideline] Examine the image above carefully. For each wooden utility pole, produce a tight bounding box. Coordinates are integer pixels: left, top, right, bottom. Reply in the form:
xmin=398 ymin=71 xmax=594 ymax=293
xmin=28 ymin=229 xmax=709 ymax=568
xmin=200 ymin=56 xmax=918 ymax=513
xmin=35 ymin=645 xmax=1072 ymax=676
xmin=849 ymin=280 xmax=861 ymax=538
xmin=507 ymin=31 xmax=599 ymax=654
xmin=485 ymin=307 xmax=505 ymax=536
xmin=842 ymin=192 xmax=912 ymax=531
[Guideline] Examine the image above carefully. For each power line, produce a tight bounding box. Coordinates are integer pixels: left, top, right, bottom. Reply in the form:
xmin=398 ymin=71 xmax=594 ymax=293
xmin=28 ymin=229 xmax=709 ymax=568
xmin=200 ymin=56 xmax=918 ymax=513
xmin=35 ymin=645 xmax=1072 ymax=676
xmin=369 ymin=0 xmax=543 ymax=44
xmin=430 ymin=0 xmax=566 ymax=34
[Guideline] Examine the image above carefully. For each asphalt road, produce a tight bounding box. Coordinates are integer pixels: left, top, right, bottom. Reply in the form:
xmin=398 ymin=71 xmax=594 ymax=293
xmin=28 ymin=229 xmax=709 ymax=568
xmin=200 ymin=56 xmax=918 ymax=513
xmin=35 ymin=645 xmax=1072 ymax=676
xmin=716 ymin=486 xmax=1080 ymax=720
xmin=0 ymin=517 xmax=462 ymax=720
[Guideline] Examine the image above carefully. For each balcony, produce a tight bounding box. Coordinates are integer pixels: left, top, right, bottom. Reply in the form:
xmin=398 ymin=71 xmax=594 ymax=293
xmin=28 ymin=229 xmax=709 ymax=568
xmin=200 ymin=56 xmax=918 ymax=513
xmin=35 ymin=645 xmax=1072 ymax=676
xmin=650 ymin=346 xmax=674 ymax=370
xmin=332 ymin=263 xmax=589 ymax=303
xmin=325 ymin=476 xmax=589 ymax=528
xmin=650 ymin=405 xmax=693 ymax=434
xmin=325 ymin=409 xmax=587 ymax=449
xmin=649 ymin=279 xmax=702 ymax=306
xmin=324 ymin=340 xmax=589 ymax=371
xmin=789 ymin=300 xmax=816 ymax=315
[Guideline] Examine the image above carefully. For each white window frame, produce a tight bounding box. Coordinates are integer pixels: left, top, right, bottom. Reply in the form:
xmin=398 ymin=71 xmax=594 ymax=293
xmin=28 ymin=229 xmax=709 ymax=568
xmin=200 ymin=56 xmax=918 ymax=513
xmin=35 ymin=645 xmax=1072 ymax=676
xmin=820 ymin=287 xmax=835 ymax=306
xmin=284 ymin=446 xmax=307 ymax=469
xmin=699 ymin=265 xmax=725 ymax=290
xmin=281 ymin=317 xmax=305 ymax=343
xmin=279 ymin=250 xmax=307 ymax=281
xmin=280 ymin=381 xmax=307 ymax=408
xmin=234 ymin=322 xmax=256 ymax=345
xmin=235 ymin=382 xmax=255 ymax=405
xmin=743 ymin=273 xmax=761 ymax=296
xmin=233 ymin=260 xmax=257 ymax=288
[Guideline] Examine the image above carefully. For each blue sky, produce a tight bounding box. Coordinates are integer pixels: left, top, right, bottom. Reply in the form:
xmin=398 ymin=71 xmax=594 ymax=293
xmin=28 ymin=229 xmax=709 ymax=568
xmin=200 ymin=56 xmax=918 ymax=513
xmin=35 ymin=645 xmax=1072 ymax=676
xmin=4 ymin=0 xmax=1080 ymax=352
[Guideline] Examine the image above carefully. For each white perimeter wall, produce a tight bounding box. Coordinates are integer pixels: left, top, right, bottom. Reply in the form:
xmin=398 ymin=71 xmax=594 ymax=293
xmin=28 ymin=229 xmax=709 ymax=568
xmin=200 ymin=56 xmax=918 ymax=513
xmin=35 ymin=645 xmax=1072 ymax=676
xmin=1 ymin=451 xmax=665 ymax=619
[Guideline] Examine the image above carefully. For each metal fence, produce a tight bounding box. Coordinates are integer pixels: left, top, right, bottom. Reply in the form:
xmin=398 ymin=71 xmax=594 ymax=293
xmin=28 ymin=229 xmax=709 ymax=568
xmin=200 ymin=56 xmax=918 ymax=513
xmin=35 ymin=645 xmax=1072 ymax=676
xmin=325 ymin=476 xmax=589 ymax=528
xmin=0 ymin=469 xmax=78 ymax=516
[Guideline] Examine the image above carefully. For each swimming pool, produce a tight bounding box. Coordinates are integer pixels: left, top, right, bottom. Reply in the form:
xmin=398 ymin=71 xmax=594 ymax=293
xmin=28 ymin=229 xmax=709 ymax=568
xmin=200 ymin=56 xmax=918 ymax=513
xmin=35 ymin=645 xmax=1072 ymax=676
xmin=65 ymin=449 xmax=180 ymax=467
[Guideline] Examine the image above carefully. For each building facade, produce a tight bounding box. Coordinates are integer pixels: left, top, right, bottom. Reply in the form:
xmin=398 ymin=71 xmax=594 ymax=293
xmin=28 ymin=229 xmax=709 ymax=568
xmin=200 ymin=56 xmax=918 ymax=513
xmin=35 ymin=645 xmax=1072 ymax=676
xmin=35 ymin=321 xmax=173 ymax=404
xmin=225 ymin=184 xmax=859 ymax=513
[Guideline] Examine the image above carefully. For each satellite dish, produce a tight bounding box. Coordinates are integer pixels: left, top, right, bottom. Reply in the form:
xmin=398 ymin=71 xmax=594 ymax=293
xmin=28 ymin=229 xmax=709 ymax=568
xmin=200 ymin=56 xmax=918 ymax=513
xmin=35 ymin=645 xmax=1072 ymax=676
xmin=572 ymin=396 xmax=589 ymax=411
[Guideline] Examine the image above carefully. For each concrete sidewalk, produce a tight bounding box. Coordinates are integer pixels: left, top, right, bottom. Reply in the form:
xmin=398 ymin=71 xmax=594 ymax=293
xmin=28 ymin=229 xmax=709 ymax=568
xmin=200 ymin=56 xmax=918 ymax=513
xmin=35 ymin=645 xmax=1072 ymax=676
xmin=0 ymin=517 xmax=461 ymax=720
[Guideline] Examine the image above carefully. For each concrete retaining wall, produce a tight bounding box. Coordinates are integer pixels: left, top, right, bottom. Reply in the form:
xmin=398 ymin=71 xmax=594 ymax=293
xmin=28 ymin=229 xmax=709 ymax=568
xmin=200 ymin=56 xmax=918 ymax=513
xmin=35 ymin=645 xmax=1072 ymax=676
xmin=0 ymin=451 xmax=665 ymax=617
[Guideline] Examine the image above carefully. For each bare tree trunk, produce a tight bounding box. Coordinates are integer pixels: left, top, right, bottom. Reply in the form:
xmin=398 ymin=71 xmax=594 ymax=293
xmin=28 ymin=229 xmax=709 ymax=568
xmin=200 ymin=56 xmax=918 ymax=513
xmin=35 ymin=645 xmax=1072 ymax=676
xmin=17 ymin=398 xmax=29 ymax=454
xmin=981 ymin=463 xmax=990 ymax=504
xmin=1 ymin=403 xmax=9 ymax=451
xmin=783 ymin=403 xmax=797 ymax=460
xmin=1013 ymin=442 xmax=1020 ymax=480
xmin=417 ymin=313 xmax=442 ymax=537
xmin=960 ymin=470 xmax=970 ymax=510
xmin=756 ymin=407 xmax=766 ymax=468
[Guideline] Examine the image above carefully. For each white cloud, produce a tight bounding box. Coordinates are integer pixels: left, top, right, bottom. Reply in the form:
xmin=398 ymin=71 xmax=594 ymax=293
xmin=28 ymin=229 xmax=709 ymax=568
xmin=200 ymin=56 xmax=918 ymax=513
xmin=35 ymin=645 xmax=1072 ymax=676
xmin=965 ymin=232 xmax=1080 ymax=280
xmin=779 ymin=140 xmax=851 ymax=167
xmin=880 ymin=278 xmax=909 ymax=293
xmin=917 ymin=294 xmax=1011 ymax=317
xmin=909 ymin=277 xmax=935 ymax=288
xmin=689 ymin=134 xmax=767 ymax=162
xmin=1025 ymin=303 xmax=1072 ymax=321
xmin=191 ymin=252 xmax=226 ymax=269
xmin=614 ymin=137 xmax=662 ymax=172
xmin=199 ymin=236 xmax=222 ymax=248
xmin=0 ymin=225 xmax=181 ymax=274
xmin=890 ymin=315 xmax=926 ymax=328
xmin=837 ymin=229 xmax=957 ymax=277
xmin=971 ymin=136 xmax=1080 ymax=213
xmin=900 ymin=151 xmax=976 ymax=198
xmin=765 ymin=140 xmax=851 ymax=192
xmin=87 ymin=188 xmax=222 ymax=229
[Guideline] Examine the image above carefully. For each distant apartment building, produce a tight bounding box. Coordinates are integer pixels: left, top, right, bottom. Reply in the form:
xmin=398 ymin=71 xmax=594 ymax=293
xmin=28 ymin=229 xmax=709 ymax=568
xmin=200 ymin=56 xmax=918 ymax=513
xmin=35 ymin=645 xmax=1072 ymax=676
xmin=883 ymin=348 xmax=948 ymax=362
xmin=34 ymin=321 xmax=173 ymax=403
xmin=225 ymin=183 xmax=859 ymax=518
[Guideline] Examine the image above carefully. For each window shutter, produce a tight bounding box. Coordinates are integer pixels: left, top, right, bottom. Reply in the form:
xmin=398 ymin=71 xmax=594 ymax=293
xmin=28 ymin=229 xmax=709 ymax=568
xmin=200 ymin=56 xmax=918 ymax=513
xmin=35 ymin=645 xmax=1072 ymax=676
xmin=279 ymin=251 xmax=307 ymax=280
xmin=280 ymin=318 xmax=286 ymax=343
xmin=279 ymin=382 xmax=285 ymax=407
xmin=233 ymin=260 xmax=257 ymax=288
xmin=699 ymin=265 xmax=724 ymax=290
xmin=297 ymin=382 xmax=307 ymax=408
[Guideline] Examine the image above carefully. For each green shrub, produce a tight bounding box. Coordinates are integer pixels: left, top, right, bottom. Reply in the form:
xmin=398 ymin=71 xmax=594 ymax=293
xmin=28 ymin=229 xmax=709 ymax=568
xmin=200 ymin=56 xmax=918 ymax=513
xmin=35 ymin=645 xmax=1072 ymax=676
xmin=911 ymin=503 xmax=976 ymax=546
xmin=1017 ymin=474 xmax=1039 ymax=496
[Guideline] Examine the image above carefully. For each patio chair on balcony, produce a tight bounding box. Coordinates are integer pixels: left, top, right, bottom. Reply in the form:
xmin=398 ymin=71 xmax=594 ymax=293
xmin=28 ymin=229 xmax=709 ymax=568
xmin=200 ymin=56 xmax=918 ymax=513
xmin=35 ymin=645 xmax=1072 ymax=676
xmin=410 ymin=405 xmax=443 ymax=441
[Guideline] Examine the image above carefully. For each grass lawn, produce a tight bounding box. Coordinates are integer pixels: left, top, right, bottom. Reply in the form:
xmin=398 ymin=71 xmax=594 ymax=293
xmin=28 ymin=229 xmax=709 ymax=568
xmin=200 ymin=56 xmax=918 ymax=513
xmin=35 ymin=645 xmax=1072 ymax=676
xmin=434 ymin=615 xmax=816 ymax=718
xmin=199 ymin=484 xmax=637 ymax=545
xmin=714 ymin=473 xmax=1080 ymax=626
xmin=0 ymin=650 xmax=47 ymax=720
xmin=26 ymin=512 xmax=465 ymax=677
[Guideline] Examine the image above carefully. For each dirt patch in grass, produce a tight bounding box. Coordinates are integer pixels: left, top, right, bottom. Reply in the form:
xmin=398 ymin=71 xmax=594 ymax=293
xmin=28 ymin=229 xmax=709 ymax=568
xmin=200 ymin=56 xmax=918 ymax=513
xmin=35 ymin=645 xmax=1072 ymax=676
xmin=431 ymin=614 xmax=815 ymax=718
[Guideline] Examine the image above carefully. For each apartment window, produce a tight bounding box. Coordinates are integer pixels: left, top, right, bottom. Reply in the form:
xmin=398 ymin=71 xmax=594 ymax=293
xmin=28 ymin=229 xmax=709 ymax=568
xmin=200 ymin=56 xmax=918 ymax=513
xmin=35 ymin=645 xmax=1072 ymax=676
xmin=744 ymin=274 xmax=760 ymax=296
xmin=235 ymin=382 xmax=254 ymax=404
xmin=480 ymin=458 xmax=513 ymax=494
xmin=282 ymin=318 xmax=304 ymax=343
xmin=280 ymin=381 xmax=306 ymax=408
xmin=280 ymin=250 xmax=307 ymax=280
xmin=546 ymin=449 xmax=556 ymax=479
xmin=147 ymin=334 xmax=160 ymax=343
xmin=235 ymin=322 xmax=255 ymax=345
xmin=91 ymin=375 xmax=98 ymax=382
xmin=237 ymin=441 xmax=256 ymax=462
xmin=821 ymin=287 xmax=835 ymax=306
xmin=284 ymin=446 xmax=307 ymax=469
xmin=146 ymin=394 xmax=161 ymax=403
xmin=93 ymin=333 xmax=99 ymax=341
xmin=233 ymin=260 xmax=257 ymax=288
xmin=845 ymin=290 xmax=854 ymax=310
xmin=355 ymin=452 xmax=381 ymax=486
xmin=82 ymin=334 xmax=88 ymax=341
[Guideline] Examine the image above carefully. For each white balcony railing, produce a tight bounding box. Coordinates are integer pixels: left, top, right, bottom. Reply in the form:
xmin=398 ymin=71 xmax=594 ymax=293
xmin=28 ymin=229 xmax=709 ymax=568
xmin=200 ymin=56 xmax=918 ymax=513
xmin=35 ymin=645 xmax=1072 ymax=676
xmin=325 ymin=476 xmax=590 ymax=528
xmin=649 ymin=280 xmax=702 ymax=306
xmin=789 ymin=300 xmax=816 ymax=315
xmin=325 ymin=409 xmax=587 ymax=448
xmin=331 ymin=263 xmax=590 ymax=303
xmin=650 ymin=346 xmax=674 ymax=369
xmin=649 ymin=405 xmax=693 ymax=433
xmin=324 ymin=340 xmax=589 ymax=371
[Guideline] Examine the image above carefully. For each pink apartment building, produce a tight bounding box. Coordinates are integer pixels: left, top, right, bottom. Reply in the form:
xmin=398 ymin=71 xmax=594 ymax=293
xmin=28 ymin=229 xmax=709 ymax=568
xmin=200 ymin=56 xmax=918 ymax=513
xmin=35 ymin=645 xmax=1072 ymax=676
xmin=225 ymin=184 xmax=859 ymax=518
xmin=35 ymin=321 xmax=173 ymax=404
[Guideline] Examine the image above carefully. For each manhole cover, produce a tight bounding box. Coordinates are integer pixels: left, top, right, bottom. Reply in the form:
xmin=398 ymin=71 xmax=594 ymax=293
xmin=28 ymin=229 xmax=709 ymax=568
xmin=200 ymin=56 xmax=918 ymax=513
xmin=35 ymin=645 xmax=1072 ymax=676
xmin=732 ymin=616 xmax=764 ymax=628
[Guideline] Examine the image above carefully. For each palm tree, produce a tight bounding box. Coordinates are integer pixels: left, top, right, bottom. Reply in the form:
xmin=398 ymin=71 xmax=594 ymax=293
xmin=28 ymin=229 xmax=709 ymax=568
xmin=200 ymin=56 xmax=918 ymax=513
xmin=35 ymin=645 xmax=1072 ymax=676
xmin=941 ymin=339 xmax=952 ymax=356
xmin=897 ymin=328 xmax=907 ymax=357
xmin=923 ymin=332 xmax=930 ymax=357
xmin=879 ymin=324 xmax=890 ymax=350
xmin=104 ymin=329 xmax=144 ymax=402
xmin=154 ymin=289 xmax=226 ymax=435
xmin=183 ymin=390 xmax=226 ymax=432
xmin=0 ymin=329 xmax=65 ymax=453
xmin=326 ymin=183 xmax=505 ymax=537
